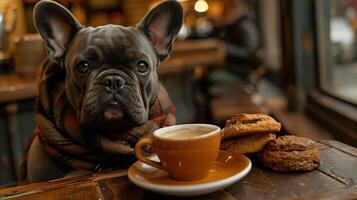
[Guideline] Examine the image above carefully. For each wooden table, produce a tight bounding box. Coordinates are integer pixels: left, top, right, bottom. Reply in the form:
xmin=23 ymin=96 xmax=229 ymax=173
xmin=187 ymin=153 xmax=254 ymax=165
xmin=0 ymin=140 xmax=356 ymax=200
xmin=160 ymin=39 xmax=225 ymax=75
xmin=0 ymin=74 xmax=37 ymax=104
xmin=0 ymin=39 xmax=225 ymax=104
xmin=0 ymin=39 xmax=225 ymax=101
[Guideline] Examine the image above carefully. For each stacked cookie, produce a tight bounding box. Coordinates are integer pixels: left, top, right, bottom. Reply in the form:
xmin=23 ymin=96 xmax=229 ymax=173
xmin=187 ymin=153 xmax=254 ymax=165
xmin=220 ymin=114 xmax=281 ymax=155
xmin=220 ymin=113 xmax=321 ymax=172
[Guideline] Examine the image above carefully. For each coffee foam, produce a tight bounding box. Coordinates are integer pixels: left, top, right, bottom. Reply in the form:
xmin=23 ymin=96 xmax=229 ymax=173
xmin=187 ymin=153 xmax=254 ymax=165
xmin=160 ymin=127 xmax=214 ymax=140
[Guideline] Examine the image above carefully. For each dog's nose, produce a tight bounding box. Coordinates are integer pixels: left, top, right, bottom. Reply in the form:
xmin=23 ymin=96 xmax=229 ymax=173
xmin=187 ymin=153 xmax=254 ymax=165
xmin=103 ymin=75 xmax=126 ymax=92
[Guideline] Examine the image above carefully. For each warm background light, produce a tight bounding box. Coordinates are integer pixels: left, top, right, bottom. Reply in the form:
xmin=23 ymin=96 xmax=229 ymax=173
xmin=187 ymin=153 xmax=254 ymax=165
xmin=194 ymin=0 xmax=209 ymax=13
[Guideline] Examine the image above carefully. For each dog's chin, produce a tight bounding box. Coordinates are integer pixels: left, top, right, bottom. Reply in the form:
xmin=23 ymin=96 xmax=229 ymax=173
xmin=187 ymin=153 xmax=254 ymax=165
xmin=99 ymin=106 xmax=128 ymax=131
xmin=81 ymin=99 xmax=147 ymax=132
xmin=98 ymin=107 xmax=144 ymax=131
xmin=103 ymin=108 xmax=124 ymax=121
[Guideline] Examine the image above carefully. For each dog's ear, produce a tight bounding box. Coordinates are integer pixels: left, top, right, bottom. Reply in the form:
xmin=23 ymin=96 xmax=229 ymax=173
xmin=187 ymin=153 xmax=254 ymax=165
xmin=33 ymin=0 xmax=82 ymax=64
xmin=137 ymin=0 xmax=183 ymax=61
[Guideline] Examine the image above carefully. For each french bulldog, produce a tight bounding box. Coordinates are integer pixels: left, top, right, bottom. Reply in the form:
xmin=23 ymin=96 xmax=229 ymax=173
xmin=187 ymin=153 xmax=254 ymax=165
xmin=26 ymin=0 xmax=183 ymax=182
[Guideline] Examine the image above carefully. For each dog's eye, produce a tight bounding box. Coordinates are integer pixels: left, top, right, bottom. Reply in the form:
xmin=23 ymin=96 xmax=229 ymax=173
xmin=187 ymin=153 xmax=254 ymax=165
xmin=77 ymin=61 xmax=90 ymax=73
xmin=137 ymin=61 xmax=149 ymax=74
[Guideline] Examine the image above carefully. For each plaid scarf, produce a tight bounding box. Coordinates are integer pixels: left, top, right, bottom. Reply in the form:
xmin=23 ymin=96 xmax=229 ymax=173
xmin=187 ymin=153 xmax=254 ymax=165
xmin=21 ymin=60 xmax=175 ymax=180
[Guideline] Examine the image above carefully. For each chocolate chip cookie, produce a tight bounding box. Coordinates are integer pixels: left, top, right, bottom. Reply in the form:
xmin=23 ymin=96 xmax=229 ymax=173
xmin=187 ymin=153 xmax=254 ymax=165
xmin=260 ymin=135 xmax=320 ymax=172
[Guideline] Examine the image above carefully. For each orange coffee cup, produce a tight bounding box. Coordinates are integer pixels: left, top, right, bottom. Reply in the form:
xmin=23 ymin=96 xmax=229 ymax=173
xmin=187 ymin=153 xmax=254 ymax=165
xmin=135 ymin=124 xmax=221 ymax=181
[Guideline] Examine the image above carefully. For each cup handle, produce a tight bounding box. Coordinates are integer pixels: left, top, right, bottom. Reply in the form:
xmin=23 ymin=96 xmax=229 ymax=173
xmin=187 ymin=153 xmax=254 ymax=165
xmin=134 ymin=137 xmax=166 ymax=171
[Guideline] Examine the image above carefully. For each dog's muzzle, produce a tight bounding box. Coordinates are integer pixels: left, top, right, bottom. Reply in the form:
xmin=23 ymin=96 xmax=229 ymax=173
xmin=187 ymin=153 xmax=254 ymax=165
xmin=96 ymin=70 xmax=128 ymax=121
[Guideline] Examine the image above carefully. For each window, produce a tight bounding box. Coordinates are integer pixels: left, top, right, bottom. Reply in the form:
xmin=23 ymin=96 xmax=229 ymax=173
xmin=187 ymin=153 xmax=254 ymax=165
xmin=316 ymin=0 xmax=357 ymax=105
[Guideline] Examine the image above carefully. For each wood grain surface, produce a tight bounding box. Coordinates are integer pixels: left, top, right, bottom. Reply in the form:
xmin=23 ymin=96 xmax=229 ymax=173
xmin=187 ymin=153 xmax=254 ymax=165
xmin=0 ymin=140 xmax=356 ymax=200
xmin=0 ymin=74 xmax=37 ymax=104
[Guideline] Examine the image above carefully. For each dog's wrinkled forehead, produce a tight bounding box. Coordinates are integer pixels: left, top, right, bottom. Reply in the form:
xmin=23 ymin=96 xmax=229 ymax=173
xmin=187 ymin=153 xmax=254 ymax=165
xmin=71 ymin=25 xmax=155 ymax=63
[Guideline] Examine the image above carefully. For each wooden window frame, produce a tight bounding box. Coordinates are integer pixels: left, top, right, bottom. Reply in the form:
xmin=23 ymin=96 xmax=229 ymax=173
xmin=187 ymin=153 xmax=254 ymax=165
xmin=306 ymin=0 xmax=357 ymax=146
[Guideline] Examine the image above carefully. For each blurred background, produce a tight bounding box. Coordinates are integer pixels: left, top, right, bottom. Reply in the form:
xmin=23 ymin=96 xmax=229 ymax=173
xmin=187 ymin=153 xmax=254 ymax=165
xmin=0 ymin=0 xmax=356 ymax=186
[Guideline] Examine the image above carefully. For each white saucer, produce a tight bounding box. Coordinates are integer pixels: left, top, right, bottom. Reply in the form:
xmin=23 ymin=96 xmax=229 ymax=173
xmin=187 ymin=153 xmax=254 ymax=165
xmin=128 ymin=151 xmax=252 ymax=197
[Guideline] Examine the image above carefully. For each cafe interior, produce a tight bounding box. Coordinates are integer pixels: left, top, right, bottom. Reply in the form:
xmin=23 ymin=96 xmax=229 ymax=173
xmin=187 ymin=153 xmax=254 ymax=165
xmin=0 ymin=0 xmax=356 ymax=199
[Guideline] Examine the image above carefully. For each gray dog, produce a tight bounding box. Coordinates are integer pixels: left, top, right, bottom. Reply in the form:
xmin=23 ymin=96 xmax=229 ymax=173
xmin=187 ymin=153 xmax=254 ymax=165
xmin=26 ymin=0 xmax=182 ymax=183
